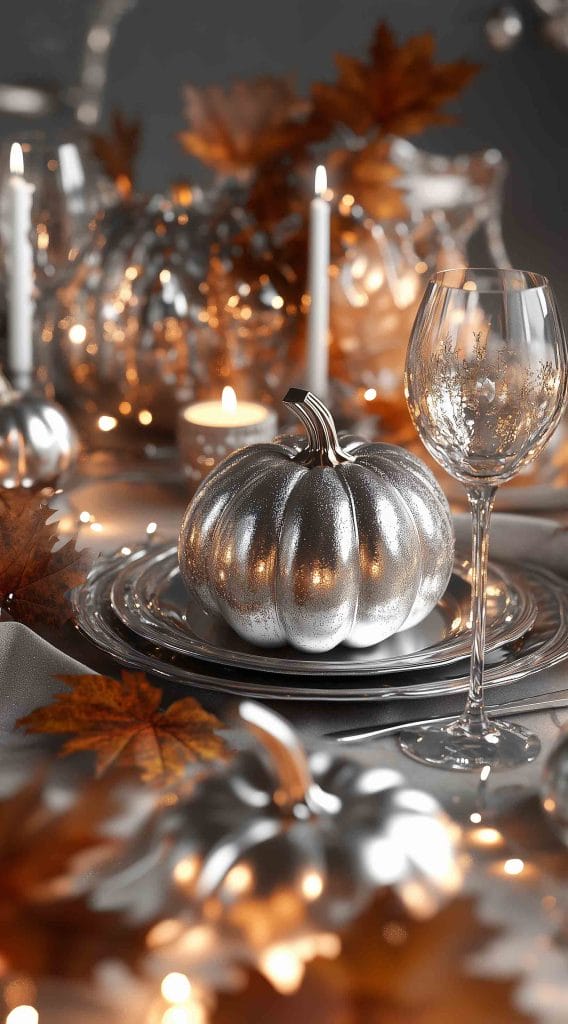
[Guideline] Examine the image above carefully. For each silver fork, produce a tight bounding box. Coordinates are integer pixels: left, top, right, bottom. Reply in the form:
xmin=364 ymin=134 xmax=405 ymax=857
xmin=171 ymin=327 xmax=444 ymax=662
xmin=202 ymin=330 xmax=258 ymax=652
xmin=325 ymin=688 xmax=568 ymax=744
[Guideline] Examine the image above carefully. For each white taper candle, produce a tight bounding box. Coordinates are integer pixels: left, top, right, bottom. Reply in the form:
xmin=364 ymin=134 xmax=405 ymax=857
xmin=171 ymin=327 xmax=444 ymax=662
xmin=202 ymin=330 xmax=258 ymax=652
xmin=7 ymin=142 xmax=35 ymax=391
xmin=306 ymin=164 xmax=330 ymax=401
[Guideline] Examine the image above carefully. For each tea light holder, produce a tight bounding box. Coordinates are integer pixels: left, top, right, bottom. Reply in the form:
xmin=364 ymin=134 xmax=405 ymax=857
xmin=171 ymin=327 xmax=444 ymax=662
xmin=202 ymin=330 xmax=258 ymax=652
xmin=178 ymin=386 xmax=277 ymax=487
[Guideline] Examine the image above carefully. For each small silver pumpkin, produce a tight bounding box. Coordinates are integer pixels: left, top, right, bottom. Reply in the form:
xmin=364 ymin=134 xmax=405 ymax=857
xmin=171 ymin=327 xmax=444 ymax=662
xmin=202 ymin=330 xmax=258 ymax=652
xmin=0 ymin=376 xmax=79 ymax=489
xmin=178 ymin=388 xmax=454 ymax=653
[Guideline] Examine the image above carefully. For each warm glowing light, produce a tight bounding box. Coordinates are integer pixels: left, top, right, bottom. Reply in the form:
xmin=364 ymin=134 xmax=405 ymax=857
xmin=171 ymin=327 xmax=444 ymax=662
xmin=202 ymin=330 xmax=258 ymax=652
xmin=393 ymin=273 xmax=419 ymax=309
xmin=161 ymin=972 xmax=192 ymax=1005
xmin=119 ymin=400 xmax=132 ymax=415
xmin=363 ymin=387 xmax=377 ymax=402
xmin=260 ymin=946 xmax=304 ymax=994
xmin=341 ymin=193 xmax=355 ymax=207
xmin=68 ymin=323 xmax=87 ymax=344
xmin=125 ymin=265 xmax=138 ymax=281
xmin=301 ymin=870 xmax=324 ymax=901
xmin=503 ymin=858 xmax=524 ymax=876
xmin=314 ymin=164 xmax=327 ymax=197
xmin=146 ymin=918 xmax=184 ymax=949
xmin=224 ymin=863 xmax=254 ymax=895
xmin=6 ymin=1008 xmax=39 ymax=1024
xmin=160 ymin=269 xmax=172 ymax=285
xmin=10 ymin=142 xmax=24 ymax=176
xmin=138 ymin=409 xmax=153 ymax=425
xmin=221 ymin=386 xmax=238 ymax=414
xmin=90 ymin=521 xmax=103 ymax=533
xmin=415 ymin=260 xmax=429 ymax=274
xmin=480 ymin=765 xmax=491 ymax=782
xmin=146 ymin=521 xmax=158 ymax=535
xmin=469 ymin=812 xmax=482 ymax=824
xmin=173 ymin=855 xmax=200 ymax=887
xmin=543 ymin=797 xmax=556 ymax=813
xmin=470 ymin=827 xmax=502 ymax=847
xmin=98 ymin=414 xmax=118 ymax=432
xmin=463 ymin=280 xmax=477 ymax=291
xmin=271 ymin=295 xmax=284 ymax=309
xmin=364 ymin=266 xmax=384 ymax=292
xmin=161 ymin=1008 xmax=192 ymax=1024
xmin=121 ymin=546 xmax=132 ymax=556
xmin=79 ymin=510 xmax=92 ymax=524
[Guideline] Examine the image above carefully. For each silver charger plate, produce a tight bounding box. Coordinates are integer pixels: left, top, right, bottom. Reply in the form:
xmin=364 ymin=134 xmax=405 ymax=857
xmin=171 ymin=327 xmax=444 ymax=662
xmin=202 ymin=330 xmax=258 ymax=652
xmin=72 ymin=552 xmax=568 ymax=701
xmin=109 ymin=544 xmax=537 ymax=677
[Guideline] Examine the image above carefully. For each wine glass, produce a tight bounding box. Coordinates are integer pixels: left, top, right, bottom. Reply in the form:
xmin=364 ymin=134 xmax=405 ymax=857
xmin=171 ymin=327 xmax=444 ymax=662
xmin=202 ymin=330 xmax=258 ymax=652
xmin=402 ymin=268 xmax=568 ymax=770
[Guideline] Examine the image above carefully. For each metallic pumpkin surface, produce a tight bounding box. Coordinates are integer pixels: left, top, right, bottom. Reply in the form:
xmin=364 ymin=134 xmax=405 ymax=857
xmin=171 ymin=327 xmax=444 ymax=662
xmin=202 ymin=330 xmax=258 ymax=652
xmin=0 ymin=386 xmax=79 ymax=488
xmin=178 ymin=390 xmax=454 ymax=653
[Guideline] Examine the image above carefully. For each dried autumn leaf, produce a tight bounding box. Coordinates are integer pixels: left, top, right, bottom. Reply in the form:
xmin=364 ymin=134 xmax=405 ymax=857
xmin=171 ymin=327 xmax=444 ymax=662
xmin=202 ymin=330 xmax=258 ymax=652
xmin=312 ymin=21 xmax=480 ymax=139
xmin=0 ymin=491 xmax=91 ymax=628
xmin=90 ymin=109 xmax=142 ymax=196
xmin=0 ymin=772 xmax=150 ymax=978
xmin=178 ymin=76 xmax=323 ymax=175
xmin=18 ymin=671 xmax=231 ymax=783
xmin=213 ymin=894 xmax=533 ymax=1024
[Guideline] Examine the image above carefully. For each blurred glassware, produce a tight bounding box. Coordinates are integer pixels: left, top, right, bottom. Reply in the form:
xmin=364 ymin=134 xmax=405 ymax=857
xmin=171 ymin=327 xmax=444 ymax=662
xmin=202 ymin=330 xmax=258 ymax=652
xmin=389 ymin=138 xmax=510 ymax=271
xmin=53 ymin=187 xmax=300 ymax=446
xmin=328 ymin=140 xmax=510 ymax=429
xmin=72 ymin=0 xmax=139 ymax=128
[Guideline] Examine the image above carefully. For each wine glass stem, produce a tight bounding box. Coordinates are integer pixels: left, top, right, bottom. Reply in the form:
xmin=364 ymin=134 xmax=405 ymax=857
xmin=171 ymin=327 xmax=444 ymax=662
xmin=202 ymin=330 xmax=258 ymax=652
xmin=462 ymin=484 xmax=497 ymax=733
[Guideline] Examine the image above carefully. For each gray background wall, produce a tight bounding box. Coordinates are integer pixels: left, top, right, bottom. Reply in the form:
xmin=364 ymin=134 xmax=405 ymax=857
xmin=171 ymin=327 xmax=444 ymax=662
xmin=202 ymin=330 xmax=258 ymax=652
xmin=1 ymin=0 xmax=567 ymax=314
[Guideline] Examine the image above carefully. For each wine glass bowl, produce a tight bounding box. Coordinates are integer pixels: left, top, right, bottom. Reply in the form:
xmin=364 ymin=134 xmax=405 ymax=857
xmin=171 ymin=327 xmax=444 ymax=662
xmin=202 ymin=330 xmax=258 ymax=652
xmin=406 ymin=268 xmax=567 ymax=486
xmin=401 ymin=268 xmax=568 ymax=771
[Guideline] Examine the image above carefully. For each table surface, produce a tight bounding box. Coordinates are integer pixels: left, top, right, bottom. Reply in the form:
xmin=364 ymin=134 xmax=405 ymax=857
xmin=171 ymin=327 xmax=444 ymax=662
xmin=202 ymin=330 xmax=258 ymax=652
xmin=18 ymin=452 xmax=568 ymax=1023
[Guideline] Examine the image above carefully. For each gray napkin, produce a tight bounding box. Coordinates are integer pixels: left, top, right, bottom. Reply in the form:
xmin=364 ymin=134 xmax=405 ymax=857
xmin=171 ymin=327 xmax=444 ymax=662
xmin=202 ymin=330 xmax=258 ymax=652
xmin=0 ymin=621 xmax=89 ymax=731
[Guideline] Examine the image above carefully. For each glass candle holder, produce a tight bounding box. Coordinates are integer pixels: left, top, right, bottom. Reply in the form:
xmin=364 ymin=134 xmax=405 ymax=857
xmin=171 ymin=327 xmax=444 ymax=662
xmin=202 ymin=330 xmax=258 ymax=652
xmin=177 ymin=385 xmax=278 ymax=488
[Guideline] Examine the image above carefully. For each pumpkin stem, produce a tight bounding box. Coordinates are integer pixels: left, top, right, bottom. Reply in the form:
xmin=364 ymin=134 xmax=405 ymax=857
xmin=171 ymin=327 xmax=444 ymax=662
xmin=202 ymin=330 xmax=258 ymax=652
xmin=283 ymin=388 xmax=355 ymax=467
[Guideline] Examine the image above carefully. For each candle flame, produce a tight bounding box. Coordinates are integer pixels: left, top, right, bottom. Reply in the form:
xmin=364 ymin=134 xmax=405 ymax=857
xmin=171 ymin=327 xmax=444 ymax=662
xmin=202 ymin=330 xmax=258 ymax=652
xmin=10 ymin=142 xmax=24 ymax=176
xmin=221 ymin=385 xmax=237 ymax=414
xmin=314 ymin=164 xmax=327 ymax=197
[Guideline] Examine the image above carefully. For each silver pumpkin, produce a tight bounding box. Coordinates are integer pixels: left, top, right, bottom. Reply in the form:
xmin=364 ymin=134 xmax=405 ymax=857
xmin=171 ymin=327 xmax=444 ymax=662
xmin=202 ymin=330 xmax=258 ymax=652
xmin=178 ymin=388 xmax=454 ymax=653
xmin=0 ymin=378 xmax=79 ymax=489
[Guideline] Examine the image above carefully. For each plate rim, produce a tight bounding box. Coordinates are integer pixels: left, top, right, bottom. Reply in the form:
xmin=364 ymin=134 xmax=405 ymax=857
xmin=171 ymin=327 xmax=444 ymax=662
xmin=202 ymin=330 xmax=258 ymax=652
xmin=73 ymin=554 xmax=568 ymax=702
xmin=109 ymin=543 xmax=537 ymax=677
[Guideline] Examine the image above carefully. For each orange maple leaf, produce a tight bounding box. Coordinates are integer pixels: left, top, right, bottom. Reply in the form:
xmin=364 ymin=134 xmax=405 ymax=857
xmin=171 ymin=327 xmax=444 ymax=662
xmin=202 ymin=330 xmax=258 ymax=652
xmin=17 ymin=671 xmax=231 ymax=783
xmin=312 ymin=21 xmax=480 ymax=139
xmin=178 ymin=76 xmax=323 ymax=175
xmin=0 ymin=492 xmax=91 ymax=628
xmin=90 ymin=109 xmax=142 ymax=197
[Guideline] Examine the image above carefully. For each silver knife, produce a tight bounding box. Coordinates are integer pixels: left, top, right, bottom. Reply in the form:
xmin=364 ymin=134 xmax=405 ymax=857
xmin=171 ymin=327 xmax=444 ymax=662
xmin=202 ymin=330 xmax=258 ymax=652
xmin=326 ymin=689 xmax=568 ymax=744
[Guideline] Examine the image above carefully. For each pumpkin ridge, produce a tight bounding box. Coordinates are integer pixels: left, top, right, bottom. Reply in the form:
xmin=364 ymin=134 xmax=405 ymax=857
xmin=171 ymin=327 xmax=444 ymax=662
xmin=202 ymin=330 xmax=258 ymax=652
xmin=212 ymin=457 xmax=305 ymax=643
xmin=347 ymin=454 xmax=423 ymax=633
xmin=205 ymin=456 xmax=278 ymax=617
xmin=334 ymin=464 xmax=362 ymax=641
xmin=273 ymin=464 xmax=308 ymax=644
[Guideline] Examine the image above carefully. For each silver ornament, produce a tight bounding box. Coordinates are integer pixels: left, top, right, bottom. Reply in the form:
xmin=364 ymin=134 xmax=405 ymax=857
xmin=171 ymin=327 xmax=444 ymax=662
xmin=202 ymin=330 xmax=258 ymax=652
xmin=0 ymin=377 xmax=79 ymax=488
xmin=98 ymin=701 xmax=460 ymax=993
xmin=178 ymin=388 xmax=454 ymax=653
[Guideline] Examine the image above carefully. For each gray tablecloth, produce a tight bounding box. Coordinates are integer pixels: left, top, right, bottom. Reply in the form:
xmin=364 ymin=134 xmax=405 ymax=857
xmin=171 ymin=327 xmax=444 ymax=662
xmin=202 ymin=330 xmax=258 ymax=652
xmin=3 ymin=469 xmax=567 ymax=1023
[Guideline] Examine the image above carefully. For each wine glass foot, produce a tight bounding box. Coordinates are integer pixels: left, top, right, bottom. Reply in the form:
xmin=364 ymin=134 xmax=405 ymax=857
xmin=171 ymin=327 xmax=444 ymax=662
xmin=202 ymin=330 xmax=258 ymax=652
xmin=398 ymin=717 xmax=541 ymax=771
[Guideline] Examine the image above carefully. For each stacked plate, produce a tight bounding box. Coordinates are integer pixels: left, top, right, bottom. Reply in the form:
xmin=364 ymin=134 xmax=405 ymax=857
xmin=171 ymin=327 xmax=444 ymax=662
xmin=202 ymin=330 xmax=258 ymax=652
xmin=73 ymin=535 xmax=568 ymax=701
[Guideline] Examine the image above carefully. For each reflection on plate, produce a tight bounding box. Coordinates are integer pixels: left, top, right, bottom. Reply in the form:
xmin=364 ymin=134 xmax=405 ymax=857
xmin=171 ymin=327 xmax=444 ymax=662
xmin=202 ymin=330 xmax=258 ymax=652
xmin=109 ymin=544 xmax=536 ymax=677
xmin=73 ymin=551 xmax=568 ymax=702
